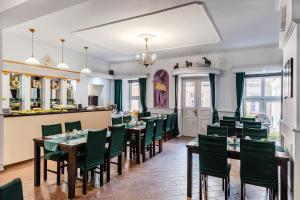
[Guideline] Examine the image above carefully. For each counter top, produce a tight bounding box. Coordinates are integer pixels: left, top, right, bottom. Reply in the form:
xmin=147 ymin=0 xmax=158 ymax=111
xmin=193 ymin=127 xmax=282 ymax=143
xmin=4 ymin=109 xmax=112 ymax=118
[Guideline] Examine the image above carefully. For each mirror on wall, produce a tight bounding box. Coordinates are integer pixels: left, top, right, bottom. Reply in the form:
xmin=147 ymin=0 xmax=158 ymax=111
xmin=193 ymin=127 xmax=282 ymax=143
xmin=30 ymin=76 xmax=43 ymax=109
xmin=88 ymin=84 xmax=104 ymax=106
xmin=50 ymin=78 xmax=61 ymax=108
xmin=10 ymin=73 xmax=22 ymax=110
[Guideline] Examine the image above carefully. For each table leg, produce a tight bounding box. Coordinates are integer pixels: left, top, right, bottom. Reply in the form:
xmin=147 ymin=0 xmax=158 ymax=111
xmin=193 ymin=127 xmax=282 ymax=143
xmin=187 ymin=148 xmax=193 ymax=198
xmin=34 ymin=141 xmax=41 ymax=186
xmin=280 ymin=160 xmax=288 ymax=200
xmin=136 ymin=131 xmax=141 ymax=164
xmin=67 ymin=149 xmax=77 ymax=199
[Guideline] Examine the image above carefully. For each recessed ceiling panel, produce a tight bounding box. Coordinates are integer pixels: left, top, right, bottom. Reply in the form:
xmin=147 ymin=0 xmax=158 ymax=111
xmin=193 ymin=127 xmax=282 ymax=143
xmin=73 ymin=2 xmax=221 ymax=54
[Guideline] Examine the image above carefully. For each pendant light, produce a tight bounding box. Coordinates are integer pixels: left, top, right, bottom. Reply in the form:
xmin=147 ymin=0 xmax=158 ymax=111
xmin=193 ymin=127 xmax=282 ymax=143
xmin=81 ymin=46 xmax=92 ymax=74
xmin=25 ymin=28 xmax=40 ymax=65
xmin=56 ymin=39 xmax=69 ymax=69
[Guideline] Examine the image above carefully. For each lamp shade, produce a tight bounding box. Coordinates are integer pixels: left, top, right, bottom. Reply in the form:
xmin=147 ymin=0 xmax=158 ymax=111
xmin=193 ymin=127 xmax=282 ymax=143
xmin=56 ymin=62 xmax=69 ymax=69
xmin=81 ymin=67 xmax=92 ymax=74
xmin=25 ymin=57 xmax=40 ymax=65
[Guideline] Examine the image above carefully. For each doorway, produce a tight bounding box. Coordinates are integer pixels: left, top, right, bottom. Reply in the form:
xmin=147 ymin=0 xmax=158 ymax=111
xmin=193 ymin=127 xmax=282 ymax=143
xmin=182 ymin=78 xmax=211 ymax=137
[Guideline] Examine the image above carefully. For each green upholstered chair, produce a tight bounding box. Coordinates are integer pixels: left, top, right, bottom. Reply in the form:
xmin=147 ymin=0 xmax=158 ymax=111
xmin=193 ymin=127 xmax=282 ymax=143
xmin=171 ymin=113 xmax=177 ymax=137
xmin=144 ymin=111 xmax=151 ymax=117
xmin=153 ymin=118 xmax=164 ymax=155
xmin=241 ymin=117 xmax=255 ymax=123
xmin=141 ymin=119 xmax=155 ymax=161
xmin=240 ymin=139 xmax=277 ymax=200
xmin=207 ymin=125 xmax=228 ymax=137
xmin=106 ymin=125 xmax=126 ymax=182
xmin=223 ymin=116 xmax=237 ymax=121
xmin=198 ymin=135 xmax=231 ymax=200
xmin=112 ymin=116 xmax=123 ymax=125
xmin=243 ymin=121 xmax=261 ymax=129
xmin=242 ymin=128 xmax=268 ymax=140
xmin=41 ymin=124 xmax=67 ymax=185
xmin=138 ymin=112 xmax=144 ymax=120
xmin=162 ymin=114 xmax=172 ymax=142
xmin=220 ymin=120 xmax=236 ymax=137
xmin=0 ymin=178 xmax=23 ymax=200
xmin=77 ymin=129 xmax=107 ymax=194
xmin=65 ymin=120 xmax=82 ymax=132
xmin=123 ymin=115 xmax=132 ymax=123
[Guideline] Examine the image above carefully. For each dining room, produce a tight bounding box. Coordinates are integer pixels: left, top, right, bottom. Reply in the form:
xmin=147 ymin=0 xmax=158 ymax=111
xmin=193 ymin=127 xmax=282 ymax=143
xmin=0 ymin=0 xmax=299 ymax=200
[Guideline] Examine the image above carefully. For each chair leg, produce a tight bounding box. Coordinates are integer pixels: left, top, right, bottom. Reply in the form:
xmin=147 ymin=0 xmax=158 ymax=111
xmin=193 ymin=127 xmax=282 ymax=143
xmin=107 ymin=158 xmax=110 ymax=182
xmin=118 ymin=154 xmax=122 ymax=175
xmin=241 ymin=182 xmax=244 ymax=200
xmin=83 ymin=170 xmax=87 ymax=195
xmin=61 ymin=161 xmax=64 ymax=174
xmin=199 ymin=173 xmax=202 ymax=200
xmin=164 ymin=134 xmax=167 ymax=142
xmin=222 ymin=178 xmax=225 ymax=191
xmin=142 ymin=146 xmax=146 ymax=162
xmin=159 ymin=139 xmax=162 ymax=153
xmin=204 ymin=175 xmax=208 ymax=191
xmin=153 ymin=140 xmax=156 ymax=156
xmin=228 ymin=175 xmax=230 ymax=196
xmin=91 ymin=168 xmax=95 ymax=179
xmin=100 ymin=164 xmax=104 ymax=186
xmin=225 ymin=177 xmax=228 ymax=200
xmin=43 ymin=159 xmax=47 ymax=181
xmin=150 ymin=144 xmax=153 ymax=158
xmin=56 ymin=162 xmax=61 ymax=185
xmin=130 ymin=146 xmax=133 ymax=159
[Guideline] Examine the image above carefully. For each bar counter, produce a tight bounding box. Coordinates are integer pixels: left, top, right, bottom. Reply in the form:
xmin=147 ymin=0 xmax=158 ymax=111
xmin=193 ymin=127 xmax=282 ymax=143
xmin=3 ymin=110 xmax=112 ymax=166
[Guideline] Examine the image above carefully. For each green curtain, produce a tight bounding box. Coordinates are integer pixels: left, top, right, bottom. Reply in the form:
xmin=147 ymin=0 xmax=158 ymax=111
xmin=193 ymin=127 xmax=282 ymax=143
xmin=235 ymin=73 xmax=245 ymax=121
xmin=209 ymin=73 xmax=219 ymax=123
xmin=174 ymin=75 xmax=180 ymax=136
xmin=138 ymin=78 xmax=148 ymax=113
xmin=114 ymin=80 xmax=122 ymax=112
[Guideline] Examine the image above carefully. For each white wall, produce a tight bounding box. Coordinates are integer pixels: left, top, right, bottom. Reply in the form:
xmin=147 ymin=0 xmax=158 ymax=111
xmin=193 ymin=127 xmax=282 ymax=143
xmin=0 ymin=29 xmax=4 ymax=170
xmin=111 ymin=47 xmax=283 ymax=114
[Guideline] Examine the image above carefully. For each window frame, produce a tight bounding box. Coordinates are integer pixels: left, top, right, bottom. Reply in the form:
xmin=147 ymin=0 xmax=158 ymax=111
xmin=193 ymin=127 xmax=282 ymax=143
xmin=128 ymin=80 xmax=140 ymax=112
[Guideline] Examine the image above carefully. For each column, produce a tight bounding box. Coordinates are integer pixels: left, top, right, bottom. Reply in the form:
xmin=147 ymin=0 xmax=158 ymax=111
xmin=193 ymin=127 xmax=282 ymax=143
xmin=42 ymin=77 xmax=51 ymax=109
xmin=21 ymin=74 xmax=31 ymax=110
xmin=0 ymin=29 xmax=4 ymax=171
xmin=60 ymin=79 xmax=67 ymax=105
xmin=1 ymin=72 xmax=10 ymax=109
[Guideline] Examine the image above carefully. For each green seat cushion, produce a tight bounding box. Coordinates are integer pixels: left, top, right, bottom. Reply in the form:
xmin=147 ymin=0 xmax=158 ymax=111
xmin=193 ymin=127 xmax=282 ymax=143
xmin=44 ymin=151 xmax=67 ymax=161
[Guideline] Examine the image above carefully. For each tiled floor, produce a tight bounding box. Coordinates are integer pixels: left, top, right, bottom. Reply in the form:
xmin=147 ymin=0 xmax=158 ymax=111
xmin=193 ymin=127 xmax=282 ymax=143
xmin=0 ymin=136 xmax=270 ymax=200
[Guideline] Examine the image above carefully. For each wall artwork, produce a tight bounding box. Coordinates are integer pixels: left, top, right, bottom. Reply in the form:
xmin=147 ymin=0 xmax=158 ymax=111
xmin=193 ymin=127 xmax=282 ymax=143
xmin=283 ymin=58 xmax=293 ymax=98
xmin=153 ymin=69 xmax=169 ymax=108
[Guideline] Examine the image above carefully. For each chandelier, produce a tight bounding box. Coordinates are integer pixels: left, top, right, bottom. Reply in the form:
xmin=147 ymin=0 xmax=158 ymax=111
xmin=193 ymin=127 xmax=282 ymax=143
xmin=136 ymin=34 xmax=157 ymax=67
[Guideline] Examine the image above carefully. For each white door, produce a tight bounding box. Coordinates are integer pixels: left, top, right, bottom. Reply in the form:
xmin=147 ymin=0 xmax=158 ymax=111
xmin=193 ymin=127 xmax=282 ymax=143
xmin=182 ymin=78 xmax=212 ymax=137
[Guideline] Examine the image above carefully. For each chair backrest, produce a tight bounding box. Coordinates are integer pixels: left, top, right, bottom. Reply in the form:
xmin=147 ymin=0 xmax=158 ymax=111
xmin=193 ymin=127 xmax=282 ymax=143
xmin=223 ymin=116 xmax=237 ymax=121
xmin=154 ymin=118 xmax=164 ymax=139
xmin=243 ymin=121 xmax=261 ymax=129
xmin=144 ymin=119 xmax=155 ymax=145
xmin=65 ymin=120 xmax=82 ymax=132
xmin=207 ymin=125 xmax=228 ymax=137
xmin=198 ymin=135 xmax=228 ymax=178
xmin=241 ymin=117 xmax=255 ymax=123
xmin=109 ymin=125 xmax=126 ymax=158
xmin=42 ymin=123 xmax=62 ymax=137
xmin=165 ymin=114 xmax=172 ymax=132
xmin=220 ymin=120 xmax=235 ymax=127
xmin=242 ymin=128 xmax=268 ymax=140
xmin=0 ymin=178 xmax=23 ymax=200
xmin=240 ymin=139 xmax=277 ymax=189
xmin=112 ymin=117 xmax=123 ymax=125
xmin=85 ymin=129 xmax=107 ymax=169
xmin=144 ymin=111 xmax=151 ymax=117
xmin=171 ymin=113 xmax=177 ymax=129
xmin=123 ymin=115 xmax=132 ymax=123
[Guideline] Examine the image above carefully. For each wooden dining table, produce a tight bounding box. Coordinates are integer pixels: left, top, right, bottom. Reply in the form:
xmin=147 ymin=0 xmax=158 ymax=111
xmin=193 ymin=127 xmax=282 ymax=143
xmin=186 ymin=138 xmax=290 ymax=200
xmin=33 ymin=126 xmax=146 ymax=199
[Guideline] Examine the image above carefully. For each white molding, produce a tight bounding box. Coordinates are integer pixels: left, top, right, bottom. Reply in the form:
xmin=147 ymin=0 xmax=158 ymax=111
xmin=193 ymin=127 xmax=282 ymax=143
xmin=113 ymin=74 xmax=148 ymax=80
xmin=280 ymin=19 xmax=300 ymax=49
xmin=171 ymin=67 xmax=221 ymax=77
xmin=232 ymin=65 xmax=282 ymax=74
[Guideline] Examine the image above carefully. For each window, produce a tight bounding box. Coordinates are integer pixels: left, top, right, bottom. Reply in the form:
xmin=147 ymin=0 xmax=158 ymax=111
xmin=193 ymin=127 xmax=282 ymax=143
xmin=200 ymin=81 xmax=211 ymax=108
xmin=184 ymin=81 xmax=195 ymax=107
xmin=129 ymin=81 xmax=140 ymax=112
xmin=243 ymin=75 xmax=282 ymax=141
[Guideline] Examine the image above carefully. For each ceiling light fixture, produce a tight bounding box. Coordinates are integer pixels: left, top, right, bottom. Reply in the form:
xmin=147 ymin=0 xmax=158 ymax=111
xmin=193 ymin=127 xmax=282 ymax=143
xmin=81 ymin=46 xmax=92 ymax=74
xmin=56 ymin=38 xmax=69 ymax=69
xmin=136 ymin=34 xmax=157 ymax=67
xmin=25 ymin=28 xmax=40 ymax=65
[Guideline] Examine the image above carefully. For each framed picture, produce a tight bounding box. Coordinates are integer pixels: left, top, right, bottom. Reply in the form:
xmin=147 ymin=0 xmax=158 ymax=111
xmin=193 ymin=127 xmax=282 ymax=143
xmin=153 ymin=69 xmax=169 ymax=108
xmin=283 ymin=58 xmax=293 ymax=98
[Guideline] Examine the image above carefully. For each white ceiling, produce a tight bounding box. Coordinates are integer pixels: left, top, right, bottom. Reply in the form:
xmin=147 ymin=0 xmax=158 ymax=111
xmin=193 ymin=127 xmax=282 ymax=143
xmin=73 ymin=2 xmax=221 ymax=54
xmin=4 ymin=0 xmax=280 ymax=63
